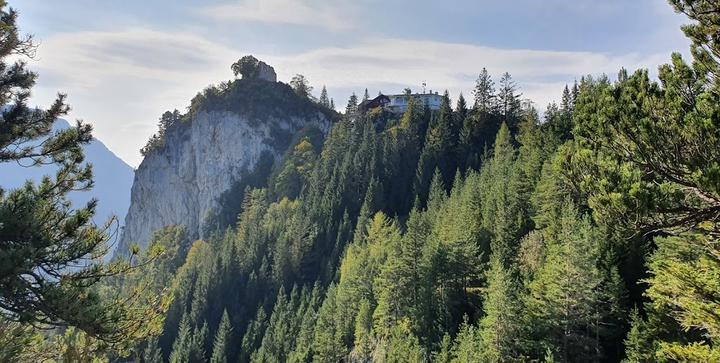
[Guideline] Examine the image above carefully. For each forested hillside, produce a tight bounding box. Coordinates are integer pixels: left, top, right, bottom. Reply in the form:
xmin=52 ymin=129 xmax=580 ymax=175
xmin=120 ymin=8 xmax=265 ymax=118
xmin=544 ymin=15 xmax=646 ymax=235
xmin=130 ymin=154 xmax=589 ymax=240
xmin=3 ymin=0 xmax=720 ymax=362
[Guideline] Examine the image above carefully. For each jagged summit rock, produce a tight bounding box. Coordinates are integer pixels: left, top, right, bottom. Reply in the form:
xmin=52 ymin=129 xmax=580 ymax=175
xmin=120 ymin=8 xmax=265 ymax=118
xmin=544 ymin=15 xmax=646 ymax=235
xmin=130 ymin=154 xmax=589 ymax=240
xmin=231 ymin=55 xmax=277 ymax=82
xmin=256 ymin=61 xmax=277 ymax=82
xmin=116 ymin=79 xmax=336 ymax=257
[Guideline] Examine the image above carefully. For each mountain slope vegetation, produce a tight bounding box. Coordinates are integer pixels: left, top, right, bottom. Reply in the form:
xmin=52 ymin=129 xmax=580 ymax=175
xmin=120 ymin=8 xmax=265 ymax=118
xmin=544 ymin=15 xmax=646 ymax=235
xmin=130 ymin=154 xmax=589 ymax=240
xmin=3 ymin=0 xmax=720 ymax=362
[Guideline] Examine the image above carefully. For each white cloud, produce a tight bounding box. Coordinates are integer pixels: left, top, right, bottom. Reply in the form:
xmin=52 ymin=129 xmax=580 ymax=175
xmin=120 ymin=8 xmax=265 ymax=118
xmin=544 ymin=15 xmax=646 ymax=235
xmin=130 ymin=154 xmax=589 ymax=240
xmin=199 ymin=0 xmax=355 ymax=32
xmin=27 ymin=29 xmax=671 ymax=167
xmin=28 ymin=29 xmax=239 ymax=167
xmin=35 ymin=29 xmax=237 ymax=87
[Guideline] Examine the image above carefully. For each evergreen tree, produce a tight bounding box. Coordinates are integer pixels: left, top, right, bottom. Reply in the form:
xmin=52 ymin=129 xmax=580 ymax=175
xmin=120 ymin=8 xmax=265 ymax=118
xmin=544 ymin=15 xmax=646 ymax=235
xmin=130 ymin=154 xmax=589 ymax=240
xmin=210 ymin=310 xmax=231 ymax=363
xmin=478 ymin=258 xmax=524 ymax=361
xmin=560 ymin=85 xmax=573 ymax=114
xmin=345 ymin=93 xmax=359 ymax=116
xmin=451 ymin=320 xmax=482 ymax=363
xmin=433 ymin=334 xmax=453 ymax=363
xmin=473 ymin=67 xmax=496 ymax=113
xmin=524 ymin=202 xmax=623 ymax=361
xmin=49 ymin=2 xmax=720 ymax=361
xmin=143 ymin=336 xmax=163 ymax=363
xmin=375 ymin=323 xmax=425 ymax=363
xmin=481 ymin=122 xmax=523 ymax=265
xmin=274 ymin=136 xmax=319 ymax=200
xmin=350 ymin=299 xmax=374 ymax=362
xmin=169 ymin=314 xmax=192 ymax=363
xmin=669 ymin=0 xmax=720 ymax=86
xmin=0 ymin=0 xmax=160 ymax=347
xmin=454 ymin=92 xmax=468 ymax=136
xmin=571 ymin=81 xmax=579 ymax=105
xmin=190 ymin=321 xmax=208 ymax=362
xmin=496 ymin=72 xmax=521 ymax=131
xmin=319 ymin=85 xmax=330 ymax=107
xmin=288 ymin=285 xmax=322 ymax=363
xmin=413 ymin=92 xmax=458 ymax=203
xmin=240 ymin=308 xmax=267 ymax=363
xmin=567 ymin=9 xmax=720 ymax=356
xmin=312 ymin=284 xmax=345 ymax=362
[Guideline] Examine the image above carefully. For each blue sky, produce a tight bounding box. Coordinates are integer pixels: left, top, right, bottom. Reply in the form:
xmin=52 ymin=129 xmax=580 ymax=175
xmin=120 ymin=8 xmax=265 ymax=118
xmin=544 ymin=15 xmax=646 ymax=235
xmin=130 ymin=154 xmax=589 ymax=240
xmin=18 ymin=0 xmax=690 ymax=166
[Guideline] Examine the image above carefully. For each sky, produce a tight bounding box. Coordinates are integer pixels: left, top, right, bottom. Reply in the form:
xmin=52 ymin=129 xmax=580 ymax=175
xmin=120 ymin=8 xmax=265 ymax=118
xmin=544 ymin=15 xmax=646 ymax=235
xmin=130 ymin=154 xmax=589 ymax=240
xmin=17 ymin=0 xmax=691 ymax=167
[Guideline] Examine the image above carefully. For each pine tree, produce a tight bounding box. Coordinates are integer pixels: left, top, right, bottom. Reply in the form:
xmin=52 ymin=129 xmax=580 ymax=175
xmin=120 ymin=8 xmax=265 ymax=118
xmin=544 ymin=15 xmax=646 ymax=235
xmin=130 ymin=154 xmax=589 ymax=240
xmin=669 ymin=0 xmax=720 ymax=86
xmin=0 ymin=0 xmax=158 ymax=343
xmin=345 ymin=93 xmax=359 ymax=116
xmin=568 ymin=19 xmax=720 ymax=357
xmin=638 ymin=233 xmax=720 ymax=360
xmin=354 ymin=178 xmax=383 ymax=245
xmin=524 ymin=202 xmax=623 ymax=361
xmin=433 ymin=334 xmax=453 ymax=363
xmin=312 ymin=284 xmax=346 ymax=362
xmin=496 ymin=72 xmax=521 ymax=130
xmin=372 ymin=214 xmax=415 ymax=338
xmin=350 ymin=299 xmax=374 ymax=362
xmin=362 ymin=88 xmax=370 ymax=102
xmin=571 ymin=81 xmax=579 ymax=105
xmin=414 ymin=92 xmax=457 ymax=203
xmin=481 ymin=122 xmax=522 ymax=266
xmin=319 ymin=85 xmax=330 ymax=107
xmin=143 ymin=336 xmax=163 ymax=363
xmin=288 ymin=285 xmax=322 ymax=363
xmin=190 ymin=321 xmax=208 ymax=362
xmin=451 ymin=320 xmax=482 ymax=362
xmin=426 ymin=170 xmax=485 ymax=332
xmin=170 ymin=314 xmax=192 ymax=363
xmin=434 ymin=91 xmax=459 ymax=185
xmin=454 ymin=92 xmax=467 ymax=138
xmin=377 ymin=323 xmax=425 ymax=362
xmin=478 ymin=258 xmax=524 ymax=361
xmin=210 ymin=310 xmax=231 ymax=363
xmin=473 ymin=68 xmax=496 ymax=113
xmin=254 ymin=287 xmax=295 ymax=362
xmin=240 ymin=308 xmax=267 ymax=363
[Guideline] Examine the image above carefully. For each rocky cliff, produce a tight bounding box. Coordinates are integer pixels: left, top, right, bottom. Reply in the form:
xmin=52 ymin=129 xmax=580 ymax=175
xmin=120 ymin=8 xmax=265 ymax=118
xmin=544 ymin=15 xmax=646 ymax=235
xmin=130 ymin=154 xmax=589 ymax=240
xmin=117 ymin=79 xmax=334 ymax=255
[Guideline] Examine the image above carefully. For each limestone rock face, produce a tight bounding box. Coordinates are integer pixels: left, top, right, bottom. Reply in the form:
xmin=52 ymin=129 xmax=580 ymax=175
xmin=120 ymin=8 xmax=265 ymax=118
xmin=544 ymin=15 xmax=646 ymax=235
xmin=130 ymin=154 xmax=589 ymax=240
xmin=117 ymin=102 xmax=331 ymax=255
xmin=256 ymin=61 xmax=277 ymax=82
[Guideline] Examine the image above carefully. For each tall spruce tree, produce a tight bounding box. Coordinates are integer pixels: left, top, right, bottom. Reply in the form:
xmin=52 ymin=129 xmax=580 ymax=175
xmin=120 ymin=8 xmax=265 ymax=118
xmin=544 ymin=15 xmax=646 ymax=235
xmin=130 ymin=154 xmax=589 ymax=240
xmin=473 ymin=68 xmax=496 ymax=113
xmin=319 ymin=85 xmax=330 ymax=107
xmin=210 ymin=310 xmax=231 ymax=363
xmin=169 ymin=314 xmax=192 ymax=363
xmin=524 ymin=202 xmax=623 ymax=361
xmin=496 ymin=72 xmax=522 ymax=131
xmin=478 ymin=258 xmax=524 ymax=361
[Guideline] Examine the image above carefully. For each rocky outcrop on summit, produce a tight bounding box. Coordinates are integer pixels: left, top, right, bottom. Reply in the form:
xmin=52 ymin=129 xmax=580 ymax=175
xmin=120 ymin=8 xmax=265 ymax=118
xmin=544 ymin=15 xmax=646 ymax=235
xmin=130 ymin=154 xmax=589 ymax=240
xmin=117 ymin=79 xmax=334 ymax=255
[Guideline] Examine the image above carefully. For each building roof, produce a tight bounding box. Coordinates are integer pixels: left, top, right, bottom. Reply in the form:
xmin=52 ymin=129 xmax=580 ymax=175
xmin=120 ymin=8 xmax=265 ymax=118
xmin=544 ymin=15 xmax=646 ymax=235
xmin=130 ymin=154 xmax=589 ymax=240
xmin=387 ymin=92 xmax=441 ymax=98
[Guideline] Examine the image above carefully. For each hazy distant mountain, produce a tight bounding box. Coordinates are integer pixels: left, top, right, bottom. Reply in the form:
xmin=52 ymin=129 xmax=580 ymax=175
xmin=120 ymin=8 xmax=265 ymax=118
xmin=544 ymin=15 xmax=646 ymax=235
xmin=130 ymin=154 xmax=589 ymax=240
xmin=0 ymin=119 xmax=134 ymax=256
